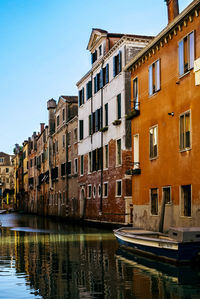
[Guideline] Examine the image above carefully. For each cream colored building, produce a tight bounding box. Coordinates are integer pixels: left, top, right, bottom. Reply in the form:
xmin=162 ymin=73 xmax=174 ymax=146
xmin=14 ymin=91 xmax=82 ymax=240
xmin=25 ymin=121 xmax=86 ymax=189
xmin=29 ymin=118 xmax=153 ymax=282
xmin=0 ymin=152 xmax=14 ymax=203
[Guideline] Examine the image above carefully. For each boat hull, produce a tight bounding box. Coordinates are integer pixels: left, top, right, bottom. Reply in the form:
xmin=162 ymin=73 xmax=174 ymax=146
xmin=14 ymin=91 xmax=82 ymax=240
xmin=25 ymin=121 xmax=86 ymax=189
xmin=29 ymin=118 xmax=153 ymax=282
xmin=114 ymin=230 xmax=200 ymax=264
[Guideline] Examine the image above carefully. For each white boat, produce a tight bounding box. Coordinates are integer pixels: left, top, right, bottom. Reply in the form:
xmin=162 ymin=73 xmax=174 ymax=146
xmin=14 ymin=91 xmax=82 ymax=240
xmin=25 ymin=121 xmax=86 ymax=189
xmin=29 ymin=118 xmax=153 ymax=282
xmin=113 ymin=227 xmax=200 ymax=264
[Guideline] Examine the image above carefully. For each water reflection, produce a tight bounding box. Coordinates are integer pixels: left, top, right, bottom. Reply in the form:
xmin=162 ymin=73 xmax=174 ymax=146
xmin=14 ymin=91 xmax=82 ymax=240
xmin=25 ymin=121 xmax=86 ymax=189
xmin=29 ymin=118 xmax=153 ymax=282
xmin=0 ymin=213 xmax=200 ymax=298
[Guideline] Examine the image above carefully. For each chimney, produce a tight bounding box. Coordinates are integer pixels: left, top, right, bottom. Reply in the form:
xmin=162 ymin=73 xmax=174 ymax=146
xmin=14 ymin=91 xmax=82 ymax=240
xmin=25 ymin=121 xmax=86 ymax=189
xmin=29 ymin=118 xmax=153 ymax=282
xmin=40 ymin=123 xmax=45 ymax=133
xmin=165 ymin=0 xmax=179 ymax=24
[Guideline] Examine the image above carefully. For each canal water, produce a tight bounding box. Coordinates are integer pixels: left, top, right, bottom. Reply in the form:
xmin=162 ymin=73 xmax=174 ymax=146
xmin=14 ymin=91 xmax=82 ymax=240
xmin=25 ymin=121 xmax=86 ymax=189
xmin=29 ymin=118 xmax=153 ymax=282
xmin=0 ymin=214 xmax=200 ymax=299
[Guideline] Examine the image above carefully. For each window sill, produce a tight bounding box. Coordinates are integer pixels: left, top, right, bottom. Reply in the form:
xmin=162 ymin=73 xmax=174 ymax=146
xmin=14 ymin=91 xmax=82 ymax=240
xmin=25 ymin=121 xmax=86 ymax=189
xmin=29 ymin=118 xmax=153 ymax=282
xmin=179 ymin=70 xmax=191 ymax=80
xmin=149 ymin=156 xmax=158 ymax=161
xmin=150 ymin=214 xmax=159 ymax=217
xmin=115 ymin=195 xmax=122 ymax=198
xmin=179 ymin=147 xmax=192 ymax=153
xmin=179 ymin=215 xmax=192 ymax=219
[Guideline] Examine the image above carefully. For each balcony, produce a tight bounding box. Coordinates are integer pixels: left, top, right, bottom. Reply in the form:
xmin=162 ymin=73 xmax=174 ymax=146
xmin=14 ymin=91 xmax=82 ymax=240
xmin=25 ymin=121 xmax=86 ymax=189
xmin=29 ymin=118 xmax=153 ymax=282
xmin=126 ymin=100 xmax=140 ymax=120
xmin=126 ymin=162 xmax=141 ymax=175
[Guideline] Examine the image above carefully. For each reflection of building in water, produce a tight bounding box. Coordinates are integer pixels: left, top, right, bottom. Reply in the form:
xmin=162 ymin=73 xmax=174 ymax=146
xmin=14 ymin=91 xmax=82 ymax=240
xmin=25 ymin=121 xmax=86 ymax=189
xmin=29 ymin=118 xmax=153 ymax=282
xmin=1 ymin=220 xmax=200 ymax=298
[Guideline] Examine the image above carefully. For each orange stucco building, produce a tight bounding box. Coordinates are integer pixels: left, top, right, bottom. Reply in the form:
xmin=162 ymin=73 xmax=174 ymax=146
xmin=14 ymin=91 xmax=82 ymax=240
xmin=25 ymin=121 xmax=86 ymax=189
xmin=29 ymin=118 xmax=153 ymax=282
xmin=125 ymin=0 xmax=200 ymax=231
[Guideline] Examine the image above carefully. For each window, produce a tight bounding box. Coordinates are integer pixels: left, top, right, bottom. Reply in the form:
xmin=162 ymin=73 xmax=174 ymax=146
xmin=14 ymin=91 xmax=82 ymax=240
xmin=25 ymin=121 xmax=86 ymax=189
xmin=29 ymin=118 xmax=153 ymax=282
xmin=116 ymin=180 xmax=122 ymax=197
xmin=179 ymin=31 xmax=194 ymax=76
xmin=62 ymin=108 xmax=65 ymax=122
xmin=103 ymin=182 xmax=108 ymax=198
xmin=92 ymin=150 xmax=96 ymax=172
xmin=30 ymin=159 xmax=33 ymax=168
xmin=89 ymin=115 xmax=92 ymax=135
xmin=88 ymin=152 xmax=92 ymax=173
xmin=74 ymin=158 xmax=78 ymax=174
xmin=99 ymin=45 xmax=102 ymax=56
xmin=180 ymin=111 xmax=191 ymax=150
xmin=74 ymin=128 xmax=77 ymax=143
xmin=62 ymin=191 xmax=65 ymax=205
xmin=181 ymin=185 xmax=191 ymax=217
xmin=149 ymin=59 xmax=160 ymax=96
xmin=61 ymin=163 xmax=66 ymax=177
xmin=57 ymin=115 xmax=60 ymax=127
xmin=116 ymin=139 xmax=122 ymax=166
xmin=93 ymin=185 xmax=96 ymax=198
xmin=67 ymin=132 xmax=71 ymax=146
xmin=104 ymin=145 xmax=108 ymax=169
xmin=6 ymin=178 xmax=9 ymax=183
xmin=133 ymin=134 xmax=139 ymax=169
xmin=117 ymin=94 xmax=121 ymax=120
xmin=150 ymin=188 xmax=158 ymax=215
xmin=149 ymin=126 xmax=158 ymax=159
xmin=79 ymin=120 xmax=84 ymax=140
xmin=100 ymin=64 xmax=109 ymax=88
xmin=94 ymin=73 xmax=101 ymax=93
xmin=80 ymin=155 xmax=84 ymax=175
xmin=6 ymin=168 xmax=9 ymax=173
xmin=113 ymin=51 xmax=122 ymax=77
xmin=104 ymin=103 xmax=108 ymax=127
xmin=91 ymin=50 xmax=97 ymax=64
xmin=56 ymin=140 xmax=59 ymax=152
xmin=78 ymin=88 xmax=84 ymax=106
xmin=98 ymin=184 xmax=101 ymax=197
xmin=86 ymin=80 xmax=92 ymax=100
xmin=67 ymin=161 xmax=71 ymax=175
xmin=62 ymin=135 xmax=65 ymax=148
xmin=162 ymin=187 xmax=171 ymax=204
xmin=0 ymin=158 xmax=4 ymax=163
xmin=133 ymin=77 xmax=139 ymax=109
xmin=88 ymin=185 xmax=92 ymax=199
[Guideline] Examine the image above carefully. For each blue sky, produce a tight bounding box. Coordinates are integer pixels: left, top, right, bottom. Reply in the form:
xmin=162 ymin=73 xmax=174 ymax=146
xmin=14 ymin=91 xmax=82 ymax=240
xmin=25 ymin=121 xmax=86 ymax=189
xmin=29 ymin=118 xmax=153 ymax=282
xmin=0 ymin=0 xmax=191 ymax=154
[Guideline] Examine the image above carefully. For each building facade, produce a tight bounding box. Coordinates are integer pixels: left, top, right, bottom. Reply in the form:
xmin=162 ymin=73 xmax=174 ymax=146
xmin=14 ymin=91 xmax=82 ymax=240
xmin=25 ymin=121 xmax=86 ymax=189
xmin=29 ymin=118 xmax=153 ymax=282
xmin=0 ymin=152 xmax=14 ymax=205
xmin=125 ymin=0 xmax=200 ymax=231
xmin=77 ymin=29 xmax=153 ymax=224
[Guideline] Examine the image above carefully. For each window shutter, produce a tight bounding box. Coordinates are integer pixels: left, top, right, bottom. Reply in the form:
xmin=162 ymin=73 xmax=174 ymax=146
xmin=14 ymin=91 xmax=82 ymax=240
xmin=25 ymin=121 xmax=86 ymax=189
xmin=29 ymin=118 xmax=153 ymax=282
xmin=105 ymin=103 xmax=108 ymax=126
xmin=89 ymin=115 xmax=91 ymax=135
xmin=100 ymin=107 xmax=103 ymax=129
xmin=119 ymin=51 xmax=122 ymax=73
xmin=95 ymin=110 xmax=98 ymax=131
xmin=117 ymin=94 xmax=121 ymax=120
xmin=86 ymin=83 xmax=89 ymax=100
xmin=91 ymin=53 xmax=93 ymax=64
xmin=82 ymin=87 xmax=84 ymax=104
xmin=79 ymin=120 xmax=83 ymax=140
xmin=178 ymin=40 xmax=184 ymax=76
xmin=78 ymin=90 xmax=81 ymax=106
xmin=106 ymin=64 xmax=109 ymax=84
xmin=113 ymin=56 xmax=116 ymax=77
xmin=149 ymin=65 xmax=153 ymax=96
xmin=189 ymin=31 xmax=194 ymax=69
xmin=155 ymin=60 xmax=160 ymax=91
xmin=94 ymin=77 xmax=96 ymax=93
xmin=100 ymin=69 xmax=103 ymax=88
xmin=92 ymin=112 xmax=95 ymax=133
xmin=95 ymin=75 xmax=98 ymax=92
xmin=89 ymin=80 xmax=92 ymax=98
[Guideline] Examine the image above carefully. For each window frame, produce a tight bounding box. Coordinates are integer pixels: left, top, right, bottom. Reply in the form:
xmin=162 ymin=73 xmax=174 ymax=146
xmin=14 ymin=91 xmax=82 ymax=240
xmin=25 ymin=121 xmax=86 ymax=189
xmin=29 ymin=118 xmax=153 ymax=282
xmin=116 ymin=139 xmax=122 ymax=166
xmin=180 ymin=184 xmax=192 ymax=217
xmin=116 ymin=180 xmax=122 ymax=197
xmin=104 ymin=144 xmax=109 ymax=169
xmin=179 ymin=110 xmax=191 ymax=152
xmin=80 ymin=155 xmax=84 ymax=176
xmin=149 ymin=59 xmax=161 ymax=97
xmin=178 ymin=31 xmax=195 ymax=77
xmin=162 ymin=186 xmax=172 ymax=205
xmin=74 ymin=158 xmax=78 ymax=174
xmin=103 ymin=182 xmax=108 ymax=198
xmin=87 ymin=184 xmax=92 ymax=199
xmin=149 ymin=125 xmax=158 ymax=160
xmin=150 ymin=188 xmax=159 ymax=216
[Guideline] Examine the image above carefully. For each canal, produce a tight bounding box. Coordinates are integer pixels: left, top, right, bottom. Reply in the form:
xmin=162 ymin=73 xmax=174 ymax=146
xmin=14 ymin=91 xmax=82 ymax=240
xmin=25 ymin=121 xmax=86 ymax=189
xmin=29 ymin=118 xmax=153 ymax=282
xmin=0 ymin=213 xmax=200 ymax=299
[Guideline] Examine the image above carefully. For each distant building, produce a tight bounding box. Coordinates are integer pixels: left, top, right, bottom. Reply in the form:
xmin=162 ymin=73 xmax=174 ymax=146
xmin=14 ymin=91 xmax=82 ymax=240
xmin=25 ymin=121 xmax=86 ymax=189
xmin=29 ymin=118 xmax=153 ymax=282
xmin=0 ymin=152 xmax=14 ymax=204
xmin=47 ymin=96 xmax=78 ymax=218
xmin=77 ymin=29 xmax=153 ymax=224
xmin=125 ymin=0 xmax=200 ymax=231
